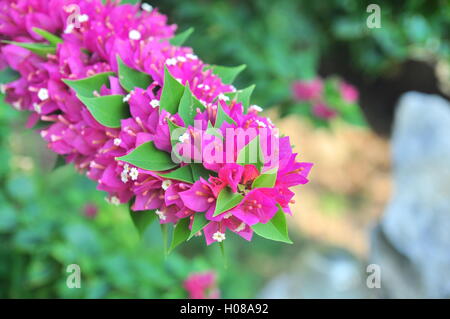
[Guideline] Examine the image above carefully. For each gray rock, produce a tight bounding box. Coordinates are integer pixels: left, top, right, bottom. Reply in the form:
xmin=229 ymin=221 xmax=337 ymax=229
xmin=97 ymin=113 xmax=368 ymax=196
xmin=258 ymin=247 xmax=372 ymax=299
xmin=371 ymin=92 xmax=450 ymax=298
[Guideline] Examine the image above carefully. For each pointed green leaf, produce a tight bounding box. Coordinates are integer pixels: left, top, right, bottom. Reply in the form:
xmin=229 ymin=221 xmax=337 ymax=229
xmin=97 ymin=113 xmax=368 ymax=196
xmin=211 ymin=64 xmax=246 ymax=84
xmin=252 ymin=167 xmax=278 ymax=188
xmin=178 ymin=83 xmax=205 ymax=126
xmin=190 ymin=163 xmax=214 ymax=181
xmin=77 ymin=94 xmax=129 ymax=128
xmin=160 ymin=66 xmax=185 ymax=114
xmin=117 ymin=141 xmax=177 ymax=171
xmin=213 ymin=187 xmax=243 ymax=217
xmin=117 ymin=55 xmax=152 ymax=92
xmin=237 ymin=136 xmax=264 ymax=172
xmin=236 ymin=85 xmax=255 ymax=113
xmin=214 ymin=103 xmax=236 ymax=128
xmin=2 ymin=40 xmax=55 ymax=57
xmin=188 ymin=213 xmax=209 ymax=240
xmin=0 ymin=67 xmax=19 ymax=84
xmin=32 ymin=27 xmax=63 ymax=46
xmin=169 ymin=217 xmax=191 ymax=252
xmin=158 ymin=165 xmax=194 ymax=184
xmin=169 ymin=27 xmax=194 ymax=46
xmin=63 ymin=72 xmax=115 ymax=97
xmin=206 ymin=121 xmax=223 ymax=139
xmin=252 ymin=205 xmax=293 ymax=244
xmin=130 ymin=209 xmax=157 ymax=236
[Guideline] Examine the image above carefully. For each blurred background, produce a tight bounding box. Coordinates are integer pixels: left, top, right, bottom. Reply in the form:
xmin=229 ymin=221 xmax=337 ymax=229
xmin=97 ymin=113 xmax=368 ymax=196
xmin=0 ymin=0 xmax=449 ymax=298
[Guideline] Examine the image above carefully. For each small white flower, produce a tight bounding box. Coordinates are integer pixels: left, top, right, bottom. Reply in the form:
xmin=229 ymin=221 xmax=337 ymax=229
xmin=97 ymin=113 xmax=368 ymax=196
xmin=161 ymin=179 xmax=172 ymax=190
xmin=78 ymin=14 xmax=89 ymax=23
xmin=37 ymin=88 xmax=49 ymax=101
xmin=120 ymin=170 xmax=129 ymax=183
xmin=155 ymin=209 xmax=167 ymax=221
xmin=33 ymin=103 xmax=42 ymax=114
xmin=0 ymin=84 xmax=6 ymax=94
xmin=113 ymin=138 xmax=122 ymax=146
xmin=129 ymin=167 xmax=139 ymax=181
xmin=150 ymin=99 xmax=160 ymax=108
xmin=250 ymin=105 xmax=263 ymax=112
xmin=12 ymin=100 xmax=22 ymax=109
xmin=165 ymin=58 xmax=177 ymax=66
xmin=178 ymin=132 xmax=190 ymax=143
xmin=129 ymin=29 xmax=141 ymax=40
xmin=123 ymin=94 xmax=131 ymax=103
xmin=223 ymin=212 xmax=232 ymax=219
xmin=176 ymin=56 xmax=187 ymax=63
xmin=212 ymin=231 xmax=226 ymax=242
xmin=218 ymin=93 xmax=229 ymax=101
xmin=141 ymin=3 xmax=153 ymax=12
xmin=110 ymin=196 xmax=120 ymax=206
xmin=64 ymin=24 xmax=75 ymax=34
xmin=186 ymin=53 xmax=198 ymax=60
xmin=255 ymin=120 xmax=267 ymax=128
xmin=234 ymin=223 xmax=246 ymax=233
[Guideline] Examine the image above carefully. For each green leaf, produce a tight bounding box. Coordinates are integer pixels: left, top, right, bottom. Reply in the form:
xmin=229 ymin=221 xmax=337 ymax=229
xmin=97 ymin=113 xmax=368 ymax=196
xmin=252 ymin=167 xmax=278 ymax=188
xmin=0 ymin=67 xmax=19 ymax=84
xmin=252 ymin=206 xmax=293 ymax=244
xmin=117 ymin=55 xmax=152 ymax=92
xmin=213 ymin=187 xmax=243 ymax=217
xmin=159 ymin=66 xmax=185 ymax=114
xmin=211 ymin=64 xmax=246 ymax=84
xmin=169 ymin=27 xmax=194 ymax=46
xmin=214 ymin=103 xmax=236 ymax=128
xmin=63 ymin=72 xmax=115 ymax=97
xmin=178 ymin=83 xmax=205 ymax=126
xmin=236 ymin=85 xmax=255 ymax=113
xmin=169 ymin=217 xmax=191 ymax=252
xmin=2 ymin=40 xmax=55 ymax=58
xmin=130 ymin=210 xmax=157 ymax=236
xmin=188 ymin=213 xmax=209 ymax=240
xmin=190 ymin=163 xmax=214 ymax=181
xmin=206 ymin=121 xmax=223 ymax=139
xmin=32 ymin=27 xmax=63 ymax=46
xmin=160 ymin=223 xmax=169 ymax=256
xmin=117 ymin=141 xmax=177 ymax=171
xmin=237 ymin=136 xmax=264 ymax=172
xmin=77 ymin=94 xmax=129 ymax=128
xmin=158 ymin=165 xmax=194 ymax=184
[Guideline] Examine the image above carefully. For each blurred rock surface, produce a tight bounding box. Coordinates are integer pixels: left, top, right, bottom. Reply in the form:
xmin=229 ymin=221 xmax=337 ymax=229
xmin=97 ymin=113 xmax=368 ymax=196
xmin=371 ymin=92 xmax=450 ymax=298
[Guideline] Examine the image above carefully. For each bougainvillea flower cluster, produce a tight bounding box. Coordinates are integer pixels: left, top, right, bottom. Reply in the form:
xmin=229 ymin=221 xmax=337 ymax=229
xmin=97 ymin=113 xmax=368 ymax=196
xmin=0 ymin=0 xmax=312 ymax=248
xmin=183 ymin=271 xmax=220 ymax=299
xmin=292 ymin=77 xmax=360 ymax=120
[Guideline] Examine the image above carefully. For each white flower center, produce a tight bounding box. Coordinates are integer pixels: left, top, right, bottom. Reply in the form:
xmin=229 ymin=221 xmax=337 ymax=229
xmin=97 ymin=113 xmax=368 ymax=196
xmin=113 ymin=138 xmax=122 ymax=146
xmin=155 ymin=209 xmax=167 ymax=221
xmin=161 ymin=180 xmax=172 ymax=190
xmin=38 ymin=88 xmax=49 ymax=101
xmin=141 ymin=3 xmax=153 ymax=12
xmin=78 ymin=14 xmax=89 ymax=23
xmin=178 ymin=132 xmax=190 ymax=143
xmin=218 ymin=93 xmax=229 ymax=101
xmin=33 ymin=103 xmax=42 ymax=114
xmin=150 ymin=99 xmax=160 ymax=108
xmin=250 ymin=105 xmax=263 ymax=112
xmin=129 ymin=30 xmax=141 ymax=40
xmin=129 ymin=167 xmax=139 ymax=181
xmin=212 ymin=231 xmax=226 ymax=242
xmin=165 ymin=58 xmax=177 ymax=66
